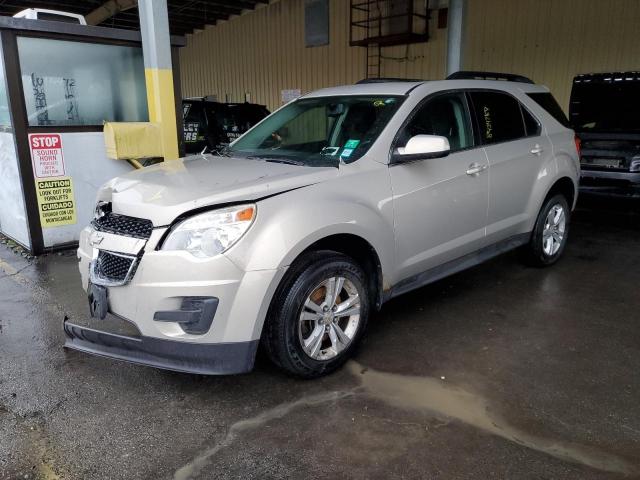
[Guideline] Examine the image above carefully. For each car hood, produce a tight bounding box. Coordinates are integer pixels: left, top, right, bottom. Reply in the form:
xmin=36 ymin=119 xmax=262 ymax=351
xmin=97 ymin=154 xmax=337 ymax=226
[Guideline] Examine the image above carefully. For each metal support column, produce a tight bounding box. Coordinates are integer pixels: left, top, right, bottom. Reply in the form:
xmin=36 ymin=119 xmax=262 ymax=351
xmin=138 ymin=0 xmax=179 ymax=160
xmin=446 ymin=0 xmax=467 ymax=77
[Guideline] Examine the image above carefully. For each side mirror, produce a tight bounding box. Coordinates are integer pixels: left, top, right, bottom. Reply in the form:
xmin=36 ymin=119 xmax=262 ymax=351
xmin=391 ymin=134 xmax=451 ymax=163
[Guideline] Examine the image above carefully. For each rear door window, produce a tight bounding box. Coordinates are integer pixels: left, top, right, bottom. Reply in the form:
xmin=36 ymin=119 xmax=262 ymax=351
xmin=469 ymin=91 xmax=526 ymax=144
xmin=522 ymin=107 xmax=541 ymax=136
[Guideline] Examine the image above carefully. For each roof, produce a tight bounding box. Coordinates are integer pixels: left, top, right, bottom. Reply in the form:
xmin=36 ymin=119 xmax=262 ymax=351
xmin=0 ymin=1 xmax=268 ymax=36
xmin=304 ymin=81 xmax=427 ymax=98
xmin=303 ymin=79 xmax=548 ymax=99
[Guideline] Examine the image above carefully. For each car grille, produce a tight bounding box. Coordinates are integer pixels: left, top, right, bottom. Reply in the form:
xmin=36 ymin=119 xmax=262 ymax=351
xmin=92 ymin=213 xmax=153 ymax=239
xmin=91 ymin=251 xmax=138 ymax=286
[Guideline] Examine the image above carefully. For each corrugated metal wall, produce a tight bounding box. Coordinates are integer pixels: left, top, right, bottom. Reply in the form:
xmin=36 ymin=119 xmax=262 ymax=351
xmin=465 ymin=0 xmax=640 ymax=110
xmin=180 ymin=0 xmax=640 ymax=112
xmin=179 ymin=0 xmax=447 ymax=111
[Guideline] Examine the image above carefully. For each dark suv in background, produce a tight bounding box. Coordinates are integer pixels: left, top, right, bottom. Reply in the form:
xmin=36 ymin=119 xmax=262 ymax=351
xmin=182 ymin=97 xmax=270 ymax=154
xmin=570 ymin=72 xmax=640 ymax=192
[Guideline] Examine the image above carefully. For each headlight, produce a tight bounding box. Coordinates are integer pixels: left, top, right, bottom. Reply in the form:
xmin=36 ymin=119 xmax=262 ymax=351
xmin=162 ymin=204 xmax=256 ymax=258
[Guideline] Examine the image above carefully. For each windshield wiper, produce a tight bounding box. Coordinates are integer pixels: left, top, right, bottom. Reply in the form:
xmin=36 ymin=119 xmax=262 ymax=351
xmin=265 ymin=158 xmax=305 ymax=166
xmin=246 ymin=154 xmax=305 ymax=166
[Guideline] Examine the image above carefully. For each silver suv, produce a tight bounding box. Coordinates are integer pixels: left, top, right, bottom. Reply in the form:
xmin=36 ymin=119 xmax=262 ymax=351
xmin=67 ymin=73 xmax=580 ymax=378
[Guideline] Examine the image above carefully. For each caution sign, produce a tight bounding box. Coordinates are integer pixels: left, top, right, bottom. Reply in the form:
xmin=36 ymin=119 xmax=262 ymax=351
xmin=29 ymin=133 xmax=65 ymax=178
xmin=35 ymin=177 xmax=77 ymax=228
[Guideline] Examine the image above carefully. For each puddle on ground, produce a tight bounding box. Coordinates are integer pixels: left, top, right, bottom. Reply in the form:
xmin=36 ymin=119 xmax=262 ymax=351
xmin=173 ymin=361 xmax=637 ymax=479
xmin=174 ymin=362 xmax=640 ymax=480
xmin=349 ymin=362 xmax=638 ymax=476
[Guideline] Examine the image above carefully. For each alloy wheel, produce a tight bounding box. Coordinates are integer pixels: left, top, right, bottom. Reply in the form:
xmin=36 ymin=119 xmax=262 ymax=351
xmin=298 ymin=276 xmax=361 ymax=361
xmin=542 ymin=204 xmax=566 ymax=256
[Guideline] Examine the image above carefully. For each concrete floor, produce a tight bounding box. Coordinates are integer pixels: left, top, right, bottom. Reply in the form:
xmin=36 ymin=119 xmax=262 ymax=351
xmin=1 ymin=194 xmax=639 ymax=480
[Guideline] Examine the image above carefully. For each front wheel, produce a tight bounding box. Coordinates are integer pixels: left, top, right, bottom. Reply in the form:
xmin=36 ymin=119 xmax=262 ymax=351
xmin=521 ymin=194 xmax=570 ymax=267
xmin=262 ymin=251 xmax=370 ymax=378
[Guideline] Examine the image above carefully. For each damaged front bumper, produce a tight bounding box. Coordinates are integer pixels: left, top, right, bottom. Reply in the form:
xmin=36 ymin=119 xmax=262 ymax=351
xmin=69 ymin=224 xmax=285 ymax=375
xmin=63 ymin=318 xmax=259 ymax=375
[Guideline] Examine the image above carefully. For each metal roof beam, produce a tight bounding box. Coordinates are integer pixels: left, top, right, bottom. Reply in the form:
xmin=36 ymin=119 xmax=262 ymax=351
xmin=85 ymin=0 xmax=137 ymax=25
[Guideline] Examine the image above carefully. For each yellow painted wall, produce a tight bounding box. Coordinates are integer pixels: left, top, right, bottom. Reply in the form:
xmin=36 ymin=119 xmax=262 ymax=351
xmin=180 ymin=0 xmax=640 ymax=112
xmin=179 ymin=0 xmax=447 ymax=111
xmin=465 ymin=0 xmax=640 ymax=110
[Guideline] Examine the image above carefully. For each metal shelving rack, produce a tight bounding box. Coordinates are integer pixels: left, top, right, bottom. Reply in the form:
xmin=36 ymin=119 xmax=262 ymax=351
xmin=349 ymin=0 xmax=430 ymax=78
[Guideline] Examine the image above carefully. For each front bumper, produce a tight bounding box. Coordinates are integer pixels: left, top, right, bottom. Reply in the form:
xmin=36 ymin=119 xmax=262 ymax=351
xmin=74 ymin=226 xmax=286 ymax=374
xmin=63 ymin=318 xmax=259 ymax=375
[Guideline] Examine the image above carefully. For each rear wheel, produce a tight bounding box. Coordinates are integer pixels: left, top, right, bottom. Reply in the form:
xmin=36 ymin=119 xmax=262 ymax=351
xmin=262 ymin=251 xmax=369 ymax=378
xmin=522 ymin=194 xmax=570 ymax=267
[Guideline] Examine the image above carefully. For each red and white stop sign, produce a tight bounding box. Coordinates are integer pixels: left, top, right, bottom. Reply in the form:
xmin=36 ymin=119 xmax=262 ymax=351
xmin=29 ymin=133 xmax=65 ymax=178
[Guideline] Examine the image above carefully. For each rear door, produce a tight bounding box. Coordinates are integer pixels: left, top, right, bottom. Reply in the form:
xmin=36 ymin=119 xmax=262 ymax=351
xmin=468 ymin=90 xmax=552 ymax=243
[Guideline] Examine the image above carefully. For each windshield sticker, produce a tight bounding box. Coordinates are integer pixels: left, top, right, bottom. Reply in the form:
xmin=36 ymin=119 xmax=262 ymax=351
xmin=340 ymin=148 xmax=354 ymax=158
xmin=373 ymin=100 xmax=385 ymax=107
xmin=344 ymin=139 xmax=360 ymax=149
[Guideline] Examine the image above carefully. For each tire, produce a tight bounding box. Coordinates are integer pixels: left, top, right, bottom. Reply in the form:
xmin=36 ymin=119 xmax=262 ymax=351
xmin=261 ymin=250 xmax=370 ymax=378
xmin=522 ymin=194 xmax=571 ymax=267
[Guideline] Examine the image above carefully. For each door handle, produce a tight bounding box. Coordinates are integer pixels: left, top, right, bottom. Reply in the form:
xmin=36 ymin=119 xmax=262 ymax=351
xmin=466 ymin=163 xmax=488 ymax=176
xmin=530 ymin=144 xmax=544 ymax=155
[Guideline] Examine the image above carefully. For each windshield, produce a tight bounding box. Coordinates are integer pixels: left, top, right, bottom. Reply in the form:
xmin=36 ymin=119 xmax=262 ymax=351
xmin=570 ymin=82 xmax=640 ymax=133
xmin=227 ymin=95 xmax=404 ymax=166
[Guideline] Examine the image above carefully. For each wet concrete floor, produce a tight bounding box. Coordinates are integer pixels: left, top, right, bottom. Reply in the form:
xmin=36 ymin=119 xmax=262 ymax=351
xmin=1 ymin=193 xmax=639 ymax=479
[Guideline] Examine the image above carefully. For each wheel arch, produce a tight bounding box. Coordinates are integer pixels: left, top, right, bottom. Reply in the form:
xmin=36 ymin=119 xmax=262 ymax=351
xmin=543 ymin=176 xmax=577 ymax=209
xmin=249 ymin=226 xmax=390 ymax=341
xmin=297 ymin=233 xmax=385 ymax=311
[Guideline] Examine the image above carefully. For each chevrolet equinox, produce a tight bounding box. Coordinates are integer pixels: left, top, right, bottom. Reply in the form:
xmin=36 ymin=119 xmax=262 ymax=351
xmin=66 ymin=72 xmax=580 ymax=378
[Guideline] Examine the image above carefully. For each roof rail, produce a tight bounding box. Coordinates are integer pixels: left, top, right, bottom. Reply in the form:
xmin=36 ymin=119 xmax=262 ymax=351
xmin=356 ymin=77 xmax=424 ymax=84
xmin=446 ymin=71 xmax=534 ymax=84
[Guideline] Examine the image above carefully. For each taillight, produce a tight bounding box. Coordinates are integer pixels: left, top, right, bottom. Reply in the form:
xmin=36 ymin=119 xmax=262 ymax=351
xmin=574 ymin=136 xmax=581 ymax=157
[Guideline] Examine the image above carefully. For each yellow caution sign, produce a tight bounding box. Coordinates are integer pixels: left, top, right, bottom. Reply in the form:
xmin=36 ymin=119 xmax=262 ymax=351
xmin=35 ymin=177 xmax=77 ymax=228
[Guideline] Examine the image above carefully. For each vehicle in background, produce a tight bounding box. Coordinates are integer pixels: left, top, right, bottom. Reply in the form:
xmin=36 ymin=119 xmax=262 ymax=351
xmin=570 ymin=72 xmax=640 ymax=192
xmin=13 ymin=8 xmax=87 ymax=25
xmin=182 ymin=97 xmax=270 ymax=154
xmin=68 ymin=73 xmax=579 ymax=378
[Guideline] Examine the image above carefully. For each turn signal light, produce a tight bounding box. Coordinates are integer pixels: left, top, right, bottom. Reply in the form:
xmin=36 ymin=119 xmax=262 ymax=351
xmin=236 ymin=207 xmax=255 ymax=222
xmin=574 ymin=136 xmax=582 ymax=158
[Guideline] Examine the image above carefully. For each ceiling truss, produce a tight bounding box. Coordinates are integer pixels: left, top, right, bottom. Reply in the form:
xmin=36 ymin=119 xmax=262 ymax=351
xmin=0 ymin=0 xmax=269 ymax=35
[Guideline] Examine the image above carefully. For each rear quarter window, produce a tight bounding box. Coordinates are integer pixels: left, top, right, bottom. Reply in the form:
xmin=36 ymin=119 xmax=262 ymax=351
xmin=527 ymin=92 xmax=569 ymax=127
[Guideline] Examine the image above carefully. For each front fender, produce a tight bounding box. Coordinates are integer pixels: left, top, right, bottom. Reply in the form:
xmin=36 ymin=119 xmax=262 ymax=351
xmin=225 ymin=172 xmax=395 ymax=278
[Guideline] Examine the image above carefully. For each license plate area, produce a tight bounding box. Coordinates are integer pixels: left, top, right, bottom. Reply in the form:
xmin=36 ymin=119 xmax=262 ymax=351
xmin=581 ymin=157 xmax=624 ymax=169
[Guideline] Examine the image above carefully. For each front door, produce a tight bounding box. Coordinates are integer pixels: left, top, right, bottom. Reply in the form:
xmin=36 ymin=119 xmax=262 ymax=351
xmin=390 ymin=92 xmax=489 ymax=282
